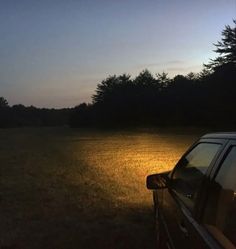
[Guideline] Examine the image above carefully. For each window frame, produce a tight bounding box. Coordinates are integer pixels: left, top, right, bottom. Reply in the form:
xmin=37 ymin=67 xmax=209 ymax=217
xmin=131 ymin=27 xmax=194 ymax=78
xmin=169 ymin=138 xmax=227 ymax=215
xmin=209 ymin=140 xmax=236 ymax=180
xmin=201 ymin=140 xmax=236 ymax=249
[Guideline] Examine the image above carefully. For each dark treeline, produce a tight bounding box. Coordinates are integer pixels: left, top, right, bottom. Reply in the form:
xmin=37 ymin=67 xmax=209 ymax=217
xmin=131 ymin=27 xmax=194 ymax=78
xmin=1 ymin=20 xmax=236 ymax=129
xmin=70 ymin=65 xmax=236 ymax=128
xmin=70 ymin=20 xmax=236 ymax=128
xmin=0 ymin=100 xmax=72 ymax=128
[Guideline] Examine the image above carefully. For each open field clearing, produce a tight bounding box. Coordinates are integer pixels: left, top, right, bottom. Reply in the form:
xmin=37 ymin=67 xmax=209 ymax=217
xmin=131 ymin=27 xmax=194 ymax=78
xmin=0 ymin=127 xmax=204 ymax=249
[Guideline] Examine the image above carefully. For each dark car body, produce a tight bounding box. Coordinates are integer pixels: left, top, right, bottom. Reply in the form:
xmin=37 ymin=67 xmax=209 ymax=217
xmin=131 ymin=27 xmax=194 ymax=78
xmin=147 ymin=133 xmax=236 ymax=249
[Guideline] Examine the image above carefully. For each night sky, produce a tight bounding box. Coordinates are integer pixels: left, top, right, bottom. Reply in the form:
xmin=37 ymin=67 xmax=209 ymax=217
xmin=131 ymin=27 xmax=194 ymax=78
xmin=0 ymin=0 xmax=235 ymax=108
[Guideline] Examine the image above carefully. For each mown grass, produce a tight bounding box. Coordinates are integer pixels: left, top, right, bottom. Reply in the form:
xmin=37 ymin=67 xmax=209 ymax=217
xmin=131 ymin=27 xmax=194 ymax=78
xmin=0 ymin=127 xmax=203 ymax=249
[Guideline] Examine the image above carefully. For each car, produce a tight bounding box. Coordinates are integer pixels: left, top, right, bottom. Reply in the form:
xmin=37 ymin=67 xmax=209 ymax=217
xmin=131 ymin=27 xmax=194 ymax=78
xmin=146 ymin=132 xmax=236 ymax=249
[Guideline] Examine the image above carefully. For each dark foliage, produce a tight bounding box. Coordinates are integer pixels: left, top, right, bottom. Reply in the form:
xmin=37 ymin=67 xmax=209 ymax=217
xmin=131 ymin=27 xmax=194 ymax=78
xmin=69 ymin=103 xmax=93 ymax=127
xmin=0 ymin=97 xmax=9 ymax=108
xmin=1 ymin=20 xmax=236 ymax=129
xmin=205 ymin=19 xmax=236 ymax=71
xmin=70 ymin=66 xmax=236 ymax=128
xmin=0 ymin=102 xmax=72 ymax=128
xmin=71 ymin=20 xmax=236 ymax=128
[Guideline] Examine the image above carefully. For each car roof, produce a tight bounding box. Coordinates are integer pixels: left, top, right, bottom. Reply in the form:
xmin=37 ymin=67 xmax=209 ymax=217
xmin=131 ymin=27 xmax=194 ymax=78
xmin=202 ymin=132 xmax=236 ymax=140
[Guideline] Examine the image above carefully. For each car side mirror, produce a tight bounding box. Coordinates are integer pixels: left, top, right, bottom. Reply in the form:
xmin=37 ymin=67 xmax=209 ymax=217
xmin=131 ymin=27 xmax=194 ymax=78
xmin=146 ymin=171 xmax=171 ymax=190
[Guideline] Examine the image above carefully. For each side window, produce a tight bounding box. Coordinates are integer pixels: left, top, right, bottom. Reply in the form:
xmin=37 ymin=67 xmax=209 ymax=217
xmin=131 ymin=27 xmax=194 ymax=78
xmin=203 ymin=146 xmax=236 ymax=248
xmin=172 ymin=143 xmax=221 ymax=210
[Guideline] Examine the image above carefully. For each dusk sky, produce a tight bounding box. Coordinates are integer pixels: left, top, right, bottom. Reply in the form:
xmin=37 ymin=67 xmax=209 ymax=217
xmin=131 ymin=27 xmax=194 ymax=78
xmin=0 ymin=0 xmax=235 ymax=108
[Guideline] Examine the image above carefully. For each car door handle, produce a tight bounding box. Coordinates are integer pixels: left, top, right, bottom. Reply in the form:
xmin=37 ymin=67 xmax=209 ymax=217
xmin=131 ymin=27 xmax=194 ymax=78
xmin=179 ymin=221 xmax=189 ymax=237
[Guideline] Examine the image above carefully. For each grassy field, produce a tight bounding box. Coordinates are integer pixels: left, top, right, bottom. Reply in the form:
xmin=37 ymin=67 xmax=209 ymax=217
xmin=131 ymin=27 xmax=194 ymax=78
xmin=0 ymin=127 xmax=204 ymax=249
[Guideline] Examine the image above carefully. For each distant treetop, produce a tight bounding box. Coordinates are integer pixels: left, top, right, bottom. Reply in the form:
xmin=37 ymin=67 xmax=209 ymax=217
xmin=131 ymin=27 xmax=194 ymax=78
xmin=0 ymin=97 xmax=9 ymax=108
xmin=205 ymin=19 xmax=236 ymax=71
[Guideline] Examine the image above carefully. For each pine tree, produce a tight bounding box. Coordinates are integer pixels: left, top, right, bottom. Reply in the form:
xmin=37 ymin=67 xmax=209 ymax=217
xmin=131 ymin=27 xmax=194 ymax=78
xmin=205 ymin=19 xmax=236 ymax=71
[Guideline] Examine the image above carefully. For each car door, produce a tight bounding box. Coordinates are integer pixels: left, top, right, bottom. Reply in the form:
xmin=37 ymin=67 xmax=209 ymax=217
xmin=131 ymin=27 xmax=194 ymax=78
xmin=161 ymin=139 xmax=226 ymax=249
xmin=200 ymin=140 xmax=236 ymax=249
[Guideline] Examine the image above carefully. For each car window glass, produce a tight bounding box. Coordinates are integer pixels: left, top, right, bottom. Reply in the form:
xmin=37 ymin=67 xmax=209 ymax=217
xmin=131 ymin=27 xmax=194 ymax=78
xmin=172 ymin=143 xmax=221 ymax=210
xmin=203 ymin=146 xmax=236 ymax=248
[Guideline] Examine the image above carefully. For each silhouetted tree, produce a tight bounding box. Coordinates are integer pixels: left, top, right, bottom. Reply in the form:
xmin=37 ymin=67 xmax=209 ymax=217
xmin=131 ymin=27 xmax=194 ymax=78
xmin=0 ymin=98 xmax=72 ymax=128
xmin=186 ymin=72 xmax=199 ymax=81
xmin=2 ymin=21 xmax=235 ymax=129
xmin=0 ymin=97 xmax=10 ymax=127
xmin=205 ymin=19 xmax=236 ymax=71
xmin=92 ymin=74 xmax=132 ymax=105
xmin=70 ymin=103 xmax=93 ymax=127
xmin=133 ymin=69 xmax=157 ymax=86
xmin=0 ymin=97 xmax=9 ymax=108
xmin=156 ymin=72 xmax=170 ymax=88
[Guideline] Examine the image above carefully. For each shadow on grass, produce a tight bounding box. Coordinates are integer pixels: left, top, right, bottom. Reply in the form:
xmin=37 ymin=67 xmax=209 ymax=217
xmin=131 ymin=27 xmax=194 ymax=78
xmin=1 ymin=199 xmax=156 ymax=249
xmin=0 ymin=164 xmax=156 ymax=249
